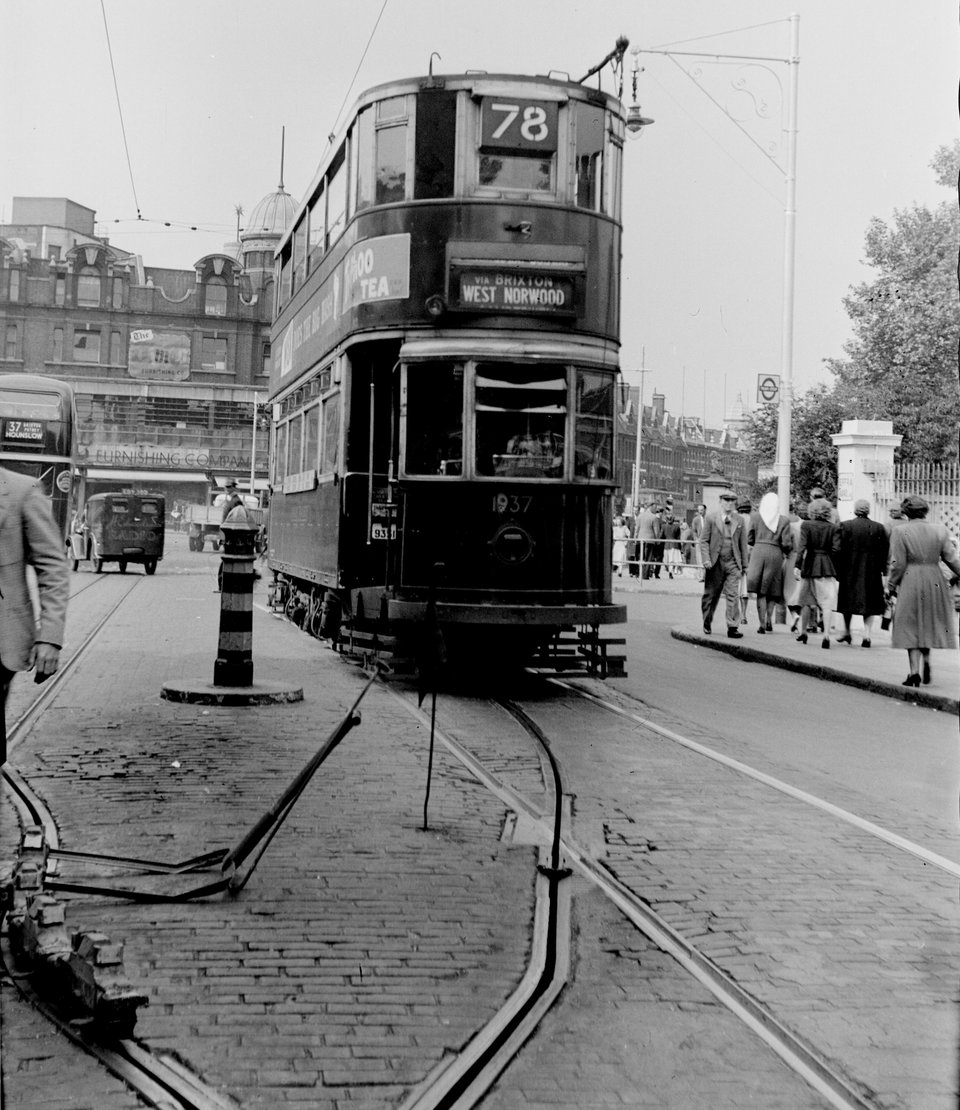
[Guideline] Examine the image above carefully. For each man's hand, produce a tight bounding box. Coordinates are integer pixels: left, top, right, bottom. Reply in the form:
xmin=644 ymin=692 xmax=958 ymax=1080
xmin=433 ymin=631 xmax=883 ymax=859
xmin=30 ymin=643 xmax=61 ymax=680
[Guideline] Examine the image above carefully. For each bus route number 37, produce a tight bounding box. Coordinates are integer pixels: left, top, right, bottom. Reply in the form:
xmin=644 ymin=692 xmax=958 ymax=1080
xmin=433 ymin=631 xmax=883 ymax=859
xmin=481 ymin=98 xmax=558 ymax=153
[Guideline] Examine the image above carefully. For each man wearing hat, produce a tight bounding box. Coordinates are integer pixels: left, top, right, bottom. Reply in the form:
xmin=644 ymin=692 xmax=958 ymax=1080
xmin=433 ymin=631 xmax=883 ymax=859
xmin=698 ymin=490 xmax=750 ymax=637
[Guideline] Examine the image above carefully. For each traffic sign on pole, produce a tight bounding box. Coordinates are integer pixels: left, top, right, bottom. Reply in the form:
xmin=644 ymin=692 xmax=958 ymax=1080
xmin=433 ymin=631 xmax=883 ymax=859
xmin=757 ymin=374 xmax=781 ymax=404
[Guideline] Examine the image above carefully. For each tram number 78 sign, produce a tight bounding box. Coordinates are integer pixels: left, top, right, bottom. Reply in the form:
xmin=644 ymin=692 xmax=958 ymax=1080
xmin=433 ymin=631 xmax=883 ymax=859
xmin=757 ymin=374 xmax=781 ymax=404
xmin=480 ymin=97 xmax=558 ymax=153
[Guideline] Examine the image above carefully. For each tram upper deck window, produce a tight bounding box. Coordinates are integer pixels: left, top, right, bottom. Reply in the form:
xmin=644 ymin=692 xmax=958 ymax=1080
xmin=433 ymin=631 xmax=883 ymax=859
xmin=326 ymin=146 xmax=347 ymax=249
xmin=404 ymin=363 xmax=463 ymax=477
xmin=574 ymin=102 xmax=604 ymax=210
xmin=308 ymin=184 xmax=325 ymax=267
xmin=574 ymin=370 xmax=614 ymax=479
xmin=476 ymin=96 xmax=558 ymax=194
xmin=475 ymin=365 xmax=566 ymax=479
xmin=414 ymin=90 xmax=456 ymax=199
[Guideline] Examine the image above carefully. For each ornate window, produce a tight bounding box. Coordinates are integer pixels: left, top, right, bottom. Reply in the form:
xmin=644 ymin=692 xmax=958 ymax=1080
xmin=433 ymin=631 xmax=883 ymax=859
xmin=205 ymin=276 xmax=227 ymax=316
xmin=77 ymin=267 xmax=102 ymax=307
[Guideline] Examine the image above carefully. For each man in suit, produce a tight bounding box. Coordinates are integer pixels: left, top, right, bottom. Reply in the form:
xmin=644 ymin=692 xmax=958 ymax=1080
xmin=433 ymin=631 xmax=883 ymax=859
xmin=699 ymin=490 xmax=750 ymax=638
xmin=0 ymin=466 xmax=69 ymax=762
xmin=635 ymin=502 xmax=663 ymax=580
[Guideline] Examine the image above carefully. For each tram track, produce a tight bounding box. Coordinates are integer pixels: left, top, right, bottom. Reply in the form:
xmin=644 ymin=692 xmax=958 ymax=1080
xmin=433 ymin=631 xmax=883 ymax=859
xmin=2 ymin=572 xmax=240 ymax=1110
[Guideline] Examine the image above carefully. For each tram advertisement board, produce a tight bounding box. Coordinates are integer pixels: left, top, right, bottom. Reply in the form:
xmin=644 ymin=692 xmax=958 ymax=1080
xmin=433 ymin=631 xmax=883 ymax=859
xmin=280 ymin=233 xmax=411 ymax=381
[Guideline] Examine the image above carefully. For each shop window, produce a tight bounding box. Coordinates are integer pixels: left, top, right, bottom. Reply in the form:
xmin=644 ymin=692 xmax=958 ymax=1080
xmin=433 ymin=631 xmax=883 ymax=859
xmin=404 ymin=363 xmax=462 ymax=475
xmin=77 ymin=268 xmax=102 ymax=307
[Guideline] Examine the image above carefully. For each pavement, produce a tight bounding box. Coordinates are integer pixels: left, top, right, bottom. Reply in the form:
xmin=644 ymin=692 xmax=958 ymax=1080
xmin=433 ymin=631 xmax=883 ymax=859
xmin=614 ymin=568 xmax=959 ymax=715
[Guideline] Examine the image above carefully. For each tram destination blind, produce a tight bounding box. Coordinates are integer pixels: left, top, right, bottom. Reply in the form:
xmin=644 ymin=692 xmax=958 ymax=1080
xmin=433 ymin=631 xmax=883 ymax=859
xmin=451 ymin=267 xmax=576 ymax=315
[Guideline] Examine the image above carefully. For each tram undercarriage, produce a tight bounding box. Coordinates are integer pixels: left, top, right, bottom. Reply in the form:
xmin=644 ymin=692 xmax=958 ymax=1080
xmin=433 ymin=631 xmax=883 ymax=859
xmin=266 ymin=573 xmax=626 ymax=679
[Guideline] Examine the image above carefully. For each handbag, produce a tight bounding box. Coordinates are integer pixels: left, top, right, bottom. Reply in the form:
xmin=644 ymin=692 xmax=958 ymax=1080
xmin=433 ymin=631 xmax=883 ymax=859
xmin=880 ymin=592 xmax=896 ymax=631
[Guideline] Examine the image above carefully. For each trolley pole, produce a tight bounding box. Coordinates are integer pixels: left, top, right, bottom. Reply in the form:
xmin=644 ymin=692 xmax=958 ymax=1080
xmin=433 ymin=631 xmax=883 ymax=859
xmin=213 ymin=521 xmax=258 ymax=687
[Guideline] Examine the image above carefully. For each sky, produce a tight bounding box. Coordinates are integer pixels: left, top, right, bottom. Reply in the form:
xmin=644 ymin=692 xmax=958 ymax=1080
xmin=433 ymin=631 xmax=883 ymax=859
xmin=2 ymin=1 xmax=956 ymax=428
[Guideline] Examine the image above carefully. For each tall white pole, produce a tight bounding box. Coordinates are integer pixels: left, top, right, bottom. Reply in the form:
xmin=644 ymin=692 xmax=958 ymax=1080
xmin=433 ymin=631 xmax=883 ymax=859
xmin=777 ymin=13 xmax=800 ymax=510
xmin=250 ymin=393 xmax=259 ymax=497
xmin=631 ymin=349 xmax=646 ymax=512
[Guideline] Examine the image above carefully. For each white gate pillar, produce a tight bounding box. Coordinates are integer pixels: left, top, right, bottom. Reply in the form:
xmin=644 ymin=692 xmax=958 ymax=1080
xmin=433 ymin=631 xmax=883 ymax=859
xmin=831 ymin=420 xmax=902 ymax=521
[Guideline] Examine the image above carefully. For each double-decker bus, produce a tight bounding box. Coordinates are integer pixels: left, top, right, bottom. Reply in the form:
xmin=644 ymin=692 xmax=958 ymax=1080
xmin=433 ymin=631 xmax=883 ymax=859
xmin=267 ymin=69 xmax=628 ymax=668
xmin=0 ymin=374 xmax=77 ymax=540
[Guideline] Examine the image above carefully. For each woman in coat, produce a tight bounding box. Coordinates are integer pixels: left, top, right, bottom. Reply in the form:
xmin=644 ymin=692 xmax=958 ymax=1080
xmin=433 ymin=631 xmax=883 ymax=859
xmin=887 ymin=495 xmax=960 ymax=687
xmin=795 ymin=500 xmax=841 ymax=648
xmin=746 ymin=491 xmax=793 ymax=634
xmin=836 ymin=499 xmax=889 ymax=648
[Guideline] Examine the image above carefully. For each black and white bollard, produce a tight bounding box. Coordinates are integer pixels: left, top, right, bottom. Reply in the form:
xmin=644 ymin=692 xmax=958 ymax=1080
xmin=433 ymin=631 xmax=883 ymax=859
xmin=213 ymin=521 xmax=257 ymax=688
xmin=161 ymin=520 xmax=303 ymax=706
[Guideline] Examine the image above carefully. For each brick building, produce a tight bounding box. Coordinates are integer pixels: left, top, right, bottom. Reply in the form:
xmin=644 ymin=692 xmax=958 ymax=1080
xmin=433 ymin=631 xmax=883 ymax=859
xmin=0 ymin=191 xmax=295 ymax=505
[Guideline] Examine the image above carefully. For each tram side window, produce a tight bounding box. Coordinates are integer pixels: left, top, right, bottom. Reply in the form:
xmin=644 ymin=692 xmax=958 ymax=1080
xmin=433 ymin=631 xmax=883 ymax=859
xmin=574 ymin=102 xmax=604 ymax=211
xmin=274 ymin=422 xmax=288 ymax=484
xmin=288 ymin=413 xmax=303 ymax=474
xmin=320 ymin=394 xmax=340 ymax=474
xmin=308 ymin=185 xmax=325 ymax=266
xmin=304 ymin=405 xmax=320 ymax=470
xmin=574 ymin=370 xmax=614 ymax=479
xmin=415 ymin=91 xmax=456 ymax=199
xmin=475 ymin=365 xmax=566 ymax=478
xmin=404 ymin=363 xmax=463 ymax=476
xmin=326 ymin=146 xmax=347 ymax=249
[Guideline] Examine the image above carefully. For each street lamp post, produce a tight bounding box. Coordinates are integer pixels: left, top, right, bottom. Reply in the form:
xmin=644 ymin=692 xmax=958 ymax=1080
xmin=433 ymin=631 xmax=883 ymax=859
xmin=633 ymin=13 xmax=800 ymax=509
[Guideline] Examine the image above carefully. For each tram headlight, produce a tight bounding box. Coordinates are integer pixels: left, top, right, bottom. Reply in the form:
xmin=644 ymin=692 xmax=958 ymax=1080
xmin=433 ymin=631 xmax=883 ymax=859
xmin=425 ymin=294 xmax=446 ymax=318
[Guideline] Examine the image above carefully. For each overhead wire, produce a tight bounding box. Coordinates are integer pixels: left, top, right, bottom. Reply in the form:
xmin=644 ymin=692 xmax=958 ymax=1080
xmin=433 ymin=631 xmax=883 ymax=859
xmin=319 ymin=0 xmax=391 ymax=156
xmin=100 ymin=0 xmax=141 ymax=221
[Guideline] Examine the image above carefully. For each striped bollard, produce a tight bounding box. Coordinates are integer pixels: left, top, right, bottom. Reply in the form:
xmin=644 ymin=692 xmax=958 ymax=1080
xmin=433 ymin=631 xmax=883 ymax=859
xmin=214 ymin=521 xmax=258 ymax=687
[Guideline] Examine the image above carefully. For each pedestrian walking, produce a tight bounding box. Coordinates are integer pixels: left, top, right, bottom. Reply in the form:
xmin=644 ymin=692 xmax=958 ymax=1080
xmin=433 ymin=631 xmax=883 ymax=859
xmin=690 ymin=503 xmax=706 ymax=581
xmin=612 ymin=515 xmax=629 ymax=577
xmin=835 ymin=499 xmax=889 ymax=648
xmin=699 ymin=490 xmax=750 ymax=638
xmin=746 ymin=491 xmax=793 ymax=634
xmin=0 ymin=466 xmax=70 ymax=763
xmin=794 ymin=500 xmax=841 ymax=648
xmin=886 ymin=495 xmax=960 ymax=687
xmin=635 ymin=502 xmax=662 ymax=580
xmin=737 ymin=496 xmax=753 ymax=624
xmin=662 ymin=512 xmax=682 ymax=578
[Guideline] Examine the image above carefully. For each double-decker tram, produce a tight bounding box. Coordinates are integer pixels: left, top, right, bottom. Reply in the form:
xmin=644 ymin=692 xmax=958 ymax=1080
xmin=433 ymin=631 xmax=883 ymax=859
xmin=0 ymin=374 xmax=77 ymax=541
xmin=268 ymin=69 xmax=628 ymax=672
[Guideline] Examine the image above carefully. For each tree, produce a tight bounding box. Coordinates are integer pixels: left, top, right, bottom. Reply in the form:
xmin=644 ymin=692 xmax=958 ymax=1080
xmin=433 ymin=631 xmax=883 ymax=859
xmin=824 ymin=141 xmax=960 ymax=462
xmin=744 ymin=386 xmax=850 ymax=506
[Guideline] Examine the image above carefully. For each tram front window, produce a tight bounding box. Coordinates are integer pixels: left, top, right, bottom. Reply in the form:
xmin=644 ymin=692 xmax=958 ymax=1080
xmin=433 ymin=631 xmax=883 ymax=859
xmin=476 ymin=365 xmax=566 ymax=478
xmin=405 ymin=363 xmax=463 ymax=476
xmin=574 ymin=370 xmax=614 ymax=479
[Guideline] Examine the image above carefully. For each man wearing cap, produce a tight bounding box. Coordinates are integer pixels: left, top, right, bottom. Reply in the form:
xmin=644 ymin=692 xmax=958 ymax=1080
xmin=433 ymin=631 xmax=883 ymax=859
xmin=699 ymin=491 xmax=750 ymax=637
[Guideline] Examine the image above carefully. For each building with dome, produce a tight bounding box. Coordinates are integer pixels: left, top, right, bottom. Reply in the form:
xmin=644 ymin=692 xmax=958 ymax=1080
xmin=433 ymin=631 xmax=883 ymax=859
xmin=0 ymin=189 xmax=294 ymax=506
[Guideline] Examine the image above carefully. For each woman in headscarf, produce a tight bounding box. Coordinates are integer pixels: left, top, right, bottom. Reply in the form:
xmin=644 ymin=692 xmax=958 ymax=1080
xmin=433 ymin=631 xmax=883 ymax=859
xmin=887 ymin=495 xmax=960 ymax=686
xmin=795 ymin=499 xmax=840 ymax=648
xmin=835 ymin=499 xmax=889 ymax=648
xmin=746 ymin=492 xmax=793 ymax=634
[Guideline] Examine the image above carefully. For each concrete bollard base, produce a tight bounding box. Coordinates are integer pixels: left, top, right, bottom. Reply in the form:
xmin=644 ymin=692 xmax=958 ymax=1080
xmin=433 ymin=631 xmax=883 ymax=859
xmin=160 ymin=680 xmax=304 ymax=706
